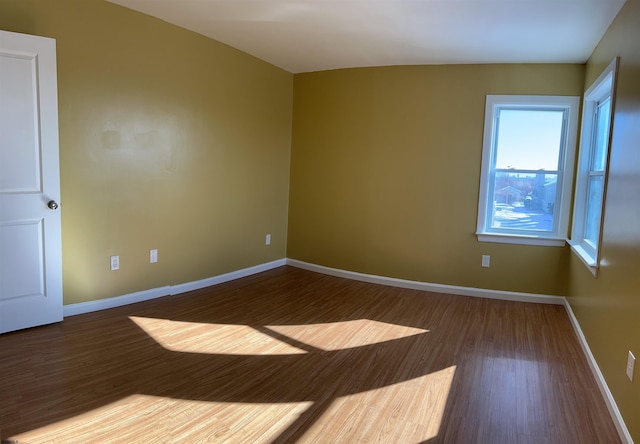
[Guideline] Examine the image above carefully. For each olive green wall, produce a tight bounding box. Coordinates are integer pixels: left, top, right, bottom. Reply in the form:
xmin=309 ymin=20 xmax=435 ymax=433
xmin=0 ymin=0 xmax=293 ymax=304
xmin=2 ymin=0 xmax=636 ymax=438
xmin=288 ymin=64 xmax=584 ymax=295
xmin=567 ymin=0 xmax=640 ymax=439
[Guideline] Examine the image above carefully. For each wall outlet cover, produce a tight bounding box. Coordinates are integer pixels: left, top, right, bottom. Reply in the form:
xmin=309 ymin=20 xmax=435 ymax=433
xmin=626 ymin=351 xmax=635 ymax=381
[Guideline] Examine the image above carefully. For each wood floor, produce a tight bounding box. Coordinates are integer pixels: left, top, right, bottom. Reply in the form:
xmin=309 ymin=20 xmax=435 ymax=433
xmin=0 ymin=266 xmax=620 ymax=443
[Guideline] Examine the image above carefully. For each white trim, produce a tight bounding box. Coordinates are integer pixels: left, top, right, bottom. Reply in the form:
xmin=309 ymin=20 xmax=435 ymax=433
xmin=63 ymin=259 xmax=287 ymax=317
xmin=570 ymin=57 xmax=619 ymax=275
xmin=563 ymin=299 xmax=633 ymax=444
xmin=286 ymin=259 xmax=564 ymax=304
xmin=170 ymin=259 xmax=286 ymax=295
xmin=477 ymin=233 xmax=566 ymax=247
xmin=63 ymin=286 xmax=171 ymax=317
xmin=568 ymin=240 xmax=598 ymax=277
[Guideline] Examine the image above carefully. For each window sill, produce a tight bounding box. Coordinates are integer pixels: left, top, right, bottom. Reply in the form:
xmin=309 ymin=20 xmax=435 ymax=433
xmin=476 ymin=232 xmax=567 ymax=247
xmin=568 ymin=241 xmax=598 ymax=277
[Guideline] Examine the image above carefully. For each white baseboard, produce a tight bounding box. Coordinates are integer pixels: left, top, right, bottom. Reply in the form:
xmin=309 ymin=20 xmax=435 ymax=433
xmin=563 ymin=300 xmax=633 ymax=444
xmin=170 ymin=258 xmax=287 ymax=295
xmin=286 ymin=258 xmax=632 ymax=443
xmin=63 ymin=286 xmax=171 ymax=317
xmin=286 ymin=258 xmax=564 ymax=305
xmin=63 ymin=258 xmax=286 ymax=317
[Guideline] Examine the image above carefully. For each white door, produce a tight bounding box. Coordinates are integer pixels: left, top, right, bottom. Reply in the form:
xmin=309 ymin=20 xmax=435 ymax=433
xmin=0 ymin=30 xmax=62 ymax=334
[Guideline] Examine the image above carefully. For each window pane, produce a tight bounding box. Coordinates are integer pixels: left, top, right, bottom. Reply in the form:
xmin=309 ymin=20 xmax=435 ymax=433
xmin=490 ymin=172 xmax=556 ymax=232
xmin=592 ymin=98 xmax=611 ymax=171
xmin=495 ymin=110 xmax=564 ymax=171
xmin=584 ymin=175 xmax=604 ymax=247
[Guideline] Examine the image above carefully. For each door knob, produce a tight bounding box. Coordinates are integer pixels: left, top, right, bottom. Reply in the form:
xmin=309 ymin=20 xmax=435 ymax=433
xmin=48 ymin=200 xmax=59 ymax=210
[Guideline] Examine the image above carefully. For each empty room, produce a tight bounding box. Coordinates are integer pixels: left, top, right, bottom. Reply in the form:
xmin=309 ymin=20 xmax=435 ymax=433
xmin=0 ymin=0 xmax=638 ymax=442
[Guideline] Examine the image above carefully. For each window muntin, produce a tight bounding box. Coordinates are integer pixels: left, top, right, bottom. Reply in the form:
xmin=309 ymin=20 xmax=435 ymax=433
xmin=477 ymin=95 xmax=579 ymax=246
xmin=570 ymin=58 xmax=618 ymax=273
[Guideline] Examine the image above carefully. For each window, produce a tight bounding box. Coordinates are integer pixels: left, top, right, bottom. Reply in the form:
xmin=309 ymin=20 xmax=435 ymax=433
xmin=570 ymin=58 xmax=618 ymax=275
xmin=476 ymin=95 xmax=579 ymax=246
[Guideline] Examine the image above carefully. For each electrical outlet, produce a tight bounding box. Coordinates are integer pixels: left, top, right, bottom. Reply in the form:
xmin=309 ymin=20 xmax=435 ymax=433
xmin=110 ymin=255 xmax=119 ymax=271
xmin=482 ymin=255 xmax=491 ymax=268
xmin=150 ymin=249 xmax=158 ymax=263
xmin=266 ymin=234 xmax=271 ymax=245
xmin=626 ymin=351 xmax=635 ymax=381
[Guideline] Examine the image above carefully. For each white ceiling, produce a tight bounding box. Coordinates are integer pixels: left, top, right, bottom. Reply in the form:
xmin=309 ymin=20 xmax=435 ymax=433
xmin=106 ymin=0 xmax=626 ymax=74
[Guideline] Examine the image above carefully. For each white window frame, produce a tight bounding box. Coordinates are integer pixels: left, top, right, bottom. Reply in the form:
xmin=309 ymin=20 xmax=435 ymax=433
xmin=569 ymin=58 xmax=618 ymax=276
xmin=476 ymin=95 xmax=580 ymax=246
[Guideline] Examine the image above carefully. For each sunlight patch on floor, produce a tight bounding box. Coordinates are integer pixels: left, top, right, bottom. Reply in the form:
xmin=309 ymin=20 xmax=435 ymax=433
xmin=129 ymin=316 xmax=308 ymax=355
xmin=11 ymin=394 xmax=313 ymax=443
xmin=129 ymin=316 xmax=428 ymax=354
xmin=267 ymin=319 xmax=429 ymax=351
xmin=298 ymin=365 xmax=456 ymax=442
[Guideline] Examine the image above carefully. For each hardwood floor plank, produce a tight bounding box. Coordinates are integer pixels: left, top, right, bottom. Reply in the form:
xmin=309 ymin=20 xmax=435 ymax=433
xmin=0 ymin=266 xmax=620 ymax=443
